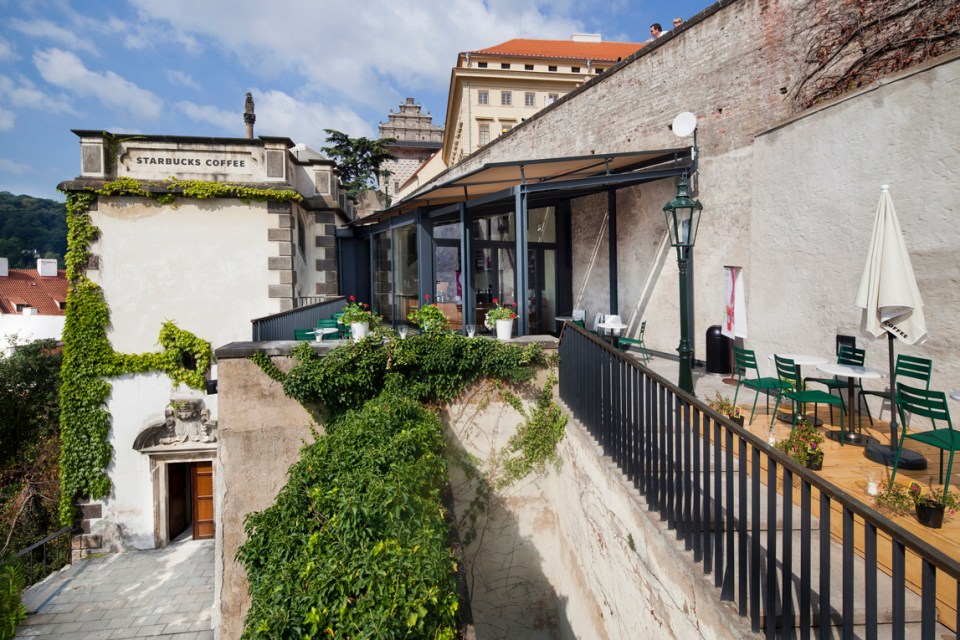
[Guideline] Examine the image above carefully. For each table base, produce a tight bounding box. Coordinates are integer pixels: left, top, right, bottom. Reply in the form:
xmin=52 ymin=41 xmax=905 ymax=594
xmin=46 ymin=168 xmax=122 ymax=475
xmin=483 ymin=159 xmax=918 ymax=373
xmin=863 ymin=442 xmax=928 ymax=470
xmin=775 ymin=412 xmax=823 ymax=427
xmin=825 ymin=430 xmax=876 ymax=448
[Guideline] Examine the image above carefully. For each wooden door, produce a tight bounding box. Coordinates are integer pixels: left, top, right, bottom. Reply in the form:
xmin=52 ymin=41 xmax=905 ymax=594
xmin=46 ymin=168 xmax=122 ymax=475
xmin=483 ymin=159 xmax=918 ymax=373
xmin=167 ymin=463 xmax=190 ymax=540
xmin=191 ymin=461 xmax=215 ymax=540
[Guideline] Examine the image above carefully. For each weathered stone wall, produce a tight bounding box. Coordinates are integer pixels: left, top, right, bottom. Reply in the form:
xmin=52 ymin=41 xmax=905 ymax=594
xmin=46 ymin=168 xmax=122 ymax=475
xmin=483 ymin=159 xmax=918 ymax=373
xmin=443 ymin=377 xmax=754 ymax=639
xmin=214 ymin=351 xmax=320 ymax=640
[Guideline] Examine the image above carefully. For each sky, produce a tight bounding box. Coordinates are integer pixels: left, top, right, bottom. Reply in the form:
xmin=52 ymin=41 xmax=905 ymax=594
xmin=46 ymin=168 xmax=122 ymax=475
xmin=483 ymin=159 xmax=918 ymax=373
xmin=0 ymin=0 xmax=710 ymax=201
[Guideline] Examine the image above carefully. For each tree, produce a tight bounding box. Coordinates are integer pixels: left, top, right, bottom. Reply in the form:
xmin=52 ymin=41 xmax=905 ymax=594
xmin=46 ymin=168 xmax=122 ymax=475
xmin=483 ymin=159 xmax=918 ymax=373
xmin=321 ymin=130 xmax=396 ymax=200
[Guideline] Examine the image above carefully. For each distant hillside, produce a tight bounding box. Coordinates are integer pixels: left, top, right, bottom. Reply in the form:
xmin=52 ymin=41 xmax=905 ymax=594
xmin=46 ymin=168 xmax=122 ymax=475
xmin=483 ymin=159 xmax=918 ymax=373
xmin=0 ymin=191 xmax=67 ymax=268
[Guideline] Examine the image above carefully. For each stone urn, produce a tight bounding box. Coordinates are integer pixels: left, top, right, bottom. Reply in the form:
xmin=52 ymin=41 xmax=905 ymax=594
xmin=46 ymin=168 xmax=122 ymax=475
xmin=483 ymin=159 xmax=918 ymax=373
xmin=351 ymin=321 xmax=370 ymax=342
xmin=496 ymin=318 xmax=513 ymax=341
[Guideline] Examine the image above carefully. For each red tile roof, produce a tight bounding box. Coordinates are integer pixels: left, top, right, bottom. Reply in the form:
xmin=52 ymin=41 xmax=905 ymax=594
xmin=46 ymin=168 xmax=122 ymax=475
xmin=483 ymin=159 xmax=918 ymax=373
xmin=0 ymin=269 xmax=68 ymax=315
xmin=469 ymin=38 xmax=644 ymax=63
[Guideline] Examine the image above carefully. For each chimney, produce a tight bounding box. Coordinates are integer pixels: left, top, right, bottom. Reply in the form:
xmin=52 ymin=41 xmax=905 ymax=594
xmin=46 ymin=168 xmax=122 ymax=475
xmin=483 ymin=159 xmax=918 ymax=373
xmin=37 ymin=258 xmax=58 ymax=277
xmin=244 ymin=93 xmax=256 ymax=139
xmin=0 ymin=257 xmax=7 ymax=277
xmin=571 ymin=33 xmax=602 ymax=43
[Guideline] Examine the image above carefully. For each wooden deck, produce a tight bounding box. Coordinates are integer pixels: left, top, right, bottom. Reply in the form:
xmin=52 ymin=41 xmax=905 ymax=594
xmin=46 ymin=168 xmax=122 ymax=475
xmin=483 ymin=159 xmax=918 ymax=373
xmin=737 ymin=401 xmax=960 ymax=629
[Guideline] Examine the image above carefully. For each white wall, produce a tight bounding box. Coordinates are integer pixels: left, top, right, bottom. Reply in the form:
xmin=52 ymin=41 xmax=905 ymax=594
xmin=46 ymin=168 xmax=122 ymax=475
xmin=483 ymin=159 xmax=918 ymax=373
xmin=89 ymin=197 xmax=280 ymax=353
xmin=0 ymin=314 xmax=64 ymax=354
xmin=750 ymin=55 xmax=960 ymax=392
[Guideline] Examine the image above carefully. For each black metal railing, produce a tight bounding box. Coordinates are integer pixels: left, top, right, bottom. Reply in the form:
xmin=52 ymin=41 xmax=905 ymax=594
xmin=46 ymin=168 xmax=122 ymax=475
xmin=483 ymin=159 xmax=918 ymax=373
xmin=250 ymin=296 xmax=346 ymax=341
xmin=14 ymin=526 xmax=71 ymax=587
xmin=558 ymin=323 xmax=960 ymax=638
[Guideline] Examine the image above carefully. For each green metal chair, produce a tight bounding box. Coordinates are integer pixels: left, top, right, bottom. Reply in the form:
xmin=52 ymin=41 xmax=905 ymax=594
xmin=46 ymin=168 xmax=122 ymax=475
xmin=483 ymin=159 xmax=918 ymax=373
xmin=861 ymin=354 xmax=933 ymax=421
xmin=732 ymin=347 xmax=791 ymax=424
xmin=618 ymin=320 xmax=650 ymax=364
xmin=771 ymin=355 xmax=845 ymax=437
xmin=804 ymin=344 xmax=872 ymax=427
xmin=889 ymin=383 xmax=958 ymax=493
xmin=316 ymin=318 xmax=341 ymax=340
xmin=294 ymin=328 xmax=315 ymax=341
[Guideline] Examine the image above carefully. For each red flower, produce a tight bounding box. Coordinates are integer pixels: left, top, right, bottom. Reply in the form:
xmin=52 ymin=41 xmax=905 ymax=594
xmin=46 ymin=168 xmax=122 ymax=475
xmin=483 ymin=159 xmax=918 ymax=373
xmin=349 ymin=295 xmax=355 ymax=302
xmin=363 ymin=303 xmax=369 ymax=308
xmin=425 ymin=294 xmax=430 ymax=301
xmin=493 ymin=297 xmax=499 ymax=304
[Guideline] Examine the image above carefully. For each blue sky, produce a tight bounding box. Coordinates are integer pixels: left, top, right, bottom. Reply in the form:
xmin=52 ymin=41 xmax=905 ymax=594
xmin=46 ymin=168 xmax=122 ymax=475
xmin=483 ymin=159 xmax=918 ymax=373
xmin=0 ymin=0 xmax=710 ymax=201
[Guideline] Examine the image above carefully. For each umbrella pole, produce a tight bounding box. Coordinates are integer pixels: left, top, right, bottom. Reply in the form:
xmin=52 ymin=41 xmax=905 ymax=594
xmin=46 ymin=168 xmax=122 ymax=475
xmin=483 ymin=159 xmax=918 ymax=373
xmin=864 ymin=333 xmax=926 ymax=470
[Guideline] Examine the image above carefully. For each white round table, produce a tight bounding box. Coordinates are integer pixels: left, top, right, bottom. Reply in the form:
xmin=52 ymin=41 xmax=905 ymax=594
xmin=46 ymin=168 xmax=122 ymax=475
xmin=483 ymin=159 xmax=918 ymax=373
xmin=597 ymin=321 xmax=627 ymax=348
xmin=950 ymin=390 xmax=960 ymax=402
xmin=312 ymin=327 xmax=340 ymax=341
xmin=816 ymin=363 xmax=886 ymax=447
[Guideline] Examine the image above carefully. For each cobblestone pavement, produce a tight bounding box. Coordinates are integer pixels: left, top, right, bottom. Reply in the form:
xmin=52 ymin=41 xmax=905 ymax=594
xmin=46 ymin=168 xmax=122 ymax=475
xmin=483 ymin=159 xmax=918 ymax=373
xmin=17 ymin=538 xmax=214 ymax=640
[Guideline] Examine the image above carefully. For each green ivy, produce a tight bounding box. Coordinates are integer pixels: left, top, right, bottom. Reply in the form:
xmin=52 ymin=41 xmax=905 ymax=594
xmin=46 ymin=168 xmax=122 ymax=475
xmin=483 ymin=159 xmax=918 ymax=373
xmin=245 ymin=333 xmax=568 ymax=636
xmin=58 ymin=177 xmax=301 ymax=525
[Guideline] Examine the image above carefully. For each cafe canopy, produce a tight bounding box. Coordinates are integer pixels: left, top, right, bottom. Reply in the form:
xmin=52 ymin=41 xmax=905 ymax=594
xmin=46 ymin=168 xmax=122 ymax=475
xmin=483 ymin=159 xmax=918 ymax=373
xmin=347 ymin=146 xmax=695 ymax=335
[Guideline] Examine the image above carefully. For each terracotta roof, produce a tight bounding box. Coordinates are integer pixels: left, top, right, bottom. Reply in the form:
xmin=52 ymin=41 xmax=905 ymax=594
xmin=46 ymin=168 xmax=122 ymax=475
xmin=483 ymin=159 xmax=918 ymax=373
xmin=469 ymin=39 xmax=643 ymax=63
xmin=0 ymin=269 xmax=68 ymax=315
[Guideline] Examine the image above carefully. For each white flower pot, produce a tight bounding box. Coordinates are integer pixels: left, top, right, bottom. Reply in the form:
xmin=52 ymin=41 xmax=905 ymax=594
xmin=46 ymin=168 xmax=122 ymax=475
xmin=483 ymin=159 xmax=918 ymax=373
xmin=496 ymin=318 xmax=513 ymax=341
xmin=351 ymin=321 xmax=369 ymax=342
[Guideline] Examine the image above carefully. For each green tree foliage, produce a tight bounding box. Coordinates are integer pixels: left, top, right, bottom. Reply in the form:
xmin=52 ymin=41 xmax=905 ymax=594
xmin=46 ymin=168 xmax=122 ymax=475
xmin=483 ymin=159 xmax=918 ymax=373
xmin=321 ymin=130 xmax=396 ymax=200
xmin=0 ymin=340 xmax=63 ymax=575
xmin=238 ymin=393 xmax=458 ymax=640
xmin=0 ymin=192 xmax=67 ymax=268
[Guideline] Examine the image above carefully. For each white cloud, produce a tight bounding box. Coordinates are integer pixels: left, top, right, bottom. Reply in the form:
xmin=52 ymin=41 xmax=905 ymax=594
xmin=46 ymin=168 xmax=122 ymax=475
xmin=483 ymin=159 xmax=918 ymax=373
xmin=165 ymin=69 xmax=200 ymax=91
xmin=33 ymin=48 xmax=162 ymax=119
xmin=0 ymin=157 xmax=30 ymax=174
xmin=0 ymin=74 xmax=75 ymax=115
xmin=127 ymin=0 xmax=582 ymax=107
xmin=9 ymin=18 xmax=99 ymax=55
xmin=0 ymin=38 xmax=15 ymax=62
xmin=177 ymin=91 xmax=371 ymax=148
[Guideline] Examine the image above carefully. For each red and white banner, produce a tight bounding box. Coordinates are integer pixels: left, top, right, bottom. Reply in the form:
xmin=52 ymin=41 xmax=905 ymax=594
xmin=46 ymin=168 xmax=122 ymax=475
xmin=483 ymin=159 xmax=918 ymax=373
xmin=722 ymin=266 xmax=748 ymax=339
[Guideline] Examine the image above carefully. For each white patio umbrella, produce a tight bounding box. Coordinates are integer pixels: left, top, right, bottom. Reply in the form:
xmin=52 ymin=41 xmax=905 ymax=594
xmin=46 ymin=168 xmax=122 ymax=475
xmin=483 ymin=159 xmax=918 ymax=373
xmin=856 ymin=185 xmax=928 ymax=468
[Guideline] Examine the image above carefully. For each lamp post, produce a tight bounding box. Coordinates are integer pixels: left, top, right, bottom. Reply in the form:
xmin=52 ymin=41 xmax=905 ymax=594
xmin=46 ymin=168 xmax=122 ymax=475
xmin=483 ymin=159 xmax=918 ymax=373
xmin=663 ymin=173 xmax=703 ymax=395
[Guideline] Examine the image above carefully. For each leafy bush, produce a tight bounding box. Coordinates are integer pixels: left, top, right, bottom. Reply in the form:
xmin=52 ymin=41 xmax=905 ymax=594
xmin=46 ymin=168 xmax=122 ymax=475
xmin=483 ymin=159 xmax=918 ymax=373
xmin=281 ymin=332 xmax=543 ymax=416
xmin=407 ymin=296 xmax=449 ymax=333
xmin=237 ymin=393 xmax=458 ymax=639
xmin=0 ymin=560 xmax=25 ymax=640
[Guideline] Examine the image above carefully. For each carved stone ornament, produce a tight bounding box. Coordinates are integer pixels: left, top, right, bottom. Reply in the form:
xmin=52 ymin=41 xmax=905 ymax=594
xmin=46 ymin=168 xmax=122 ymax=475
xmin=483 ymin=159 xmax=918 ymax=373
xmin=133 ymin=397 xmax=218 ymax=451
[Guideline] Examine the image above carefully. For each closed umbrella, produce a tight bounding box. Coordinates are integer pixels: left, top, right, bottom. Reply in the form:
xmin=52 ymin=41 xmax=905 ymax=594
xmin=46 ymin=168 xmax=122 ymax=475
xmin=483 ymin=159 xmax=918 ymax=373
xmin=856 ymin=185 xmax=928 ymax=468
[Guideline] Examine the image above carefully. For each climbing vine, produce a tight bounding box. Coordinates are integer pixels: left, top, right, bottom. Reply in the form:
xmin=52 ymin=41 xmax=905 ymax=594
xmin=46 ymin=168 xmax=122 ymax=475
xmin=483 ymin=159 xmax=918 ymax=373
xmin=57 ymin=177 xmax=302 ymax=524
xmin=244 ymin=333 xmax=565 ymax=637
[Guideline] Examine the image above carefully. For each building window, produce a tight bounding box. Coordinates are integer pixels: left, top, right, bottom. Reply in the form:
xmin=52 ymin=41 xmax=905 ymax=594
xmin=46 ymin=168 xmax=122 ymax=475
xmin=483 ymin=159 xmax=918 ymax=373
xmin=478 ymin=123 xmax=490 ymax=146
xmin=525 ymin=64 xmax=534 ymax=70
xmin=501 ymin=91 xmax=512 ymax=106
xmin=595 ymin=68 xmax=604 ymax=74
xmin=501 ymin=63 xmax=510 ymax=70
xmin=477 ymin=61 xmax=487 ymax=68
xmin=546 ymin=93 xmax=559 ymax=105
xmin=524 ymin=92 xmax=535 ymax=107
xmin=501 ymin=123 xmax=513 ymax=134
xmin=571 ymin=66 xmax=580 ymax=73
xmin=478 ymin=89 xmax=489 ymax=105
xmin=548 ymin=65 xmax=557 ymax=72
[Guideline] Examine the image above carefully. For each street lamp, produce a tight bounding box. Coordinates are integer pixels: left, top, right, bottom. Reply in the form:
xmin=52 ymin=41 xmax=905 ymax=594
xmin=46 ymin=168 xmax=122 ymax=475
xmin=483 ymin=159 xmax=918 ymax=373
xmin=663 ymin=172 xmax=703 ymax=394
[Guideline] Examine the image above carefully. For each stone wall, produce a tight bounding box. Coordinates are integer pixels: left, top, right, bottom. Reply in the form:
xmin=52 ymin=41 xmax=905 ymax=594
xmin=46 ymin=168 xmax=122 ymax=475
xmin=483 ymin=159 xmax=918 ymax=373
xmin=442 ymin=376 xmax=753 ymax=639
xmin=213 ymin=349 xmax=321 ymax=640
xmin=213 ymin=342 xmax=751 ymax=638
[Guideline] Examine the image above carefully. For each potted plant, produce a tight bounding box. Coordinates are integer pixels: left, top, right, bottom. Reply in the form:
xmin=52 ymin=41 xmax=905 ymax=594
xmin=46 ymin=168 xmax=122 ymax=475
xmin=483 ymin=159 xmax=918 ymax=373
xmin=774 ymin=418 xmax=824 ymax=470
xmin=712 ymin=392 xmax=744 ymax=426
xmin=407 ymin=294 xmax=449 ymax=334
xmin=485 ymin=298 xmax=517 ymax=340
xmin=340 ymin=296 xmax=376 ymax=342
xmin=907 ymin=481 xmax=959 ymax=529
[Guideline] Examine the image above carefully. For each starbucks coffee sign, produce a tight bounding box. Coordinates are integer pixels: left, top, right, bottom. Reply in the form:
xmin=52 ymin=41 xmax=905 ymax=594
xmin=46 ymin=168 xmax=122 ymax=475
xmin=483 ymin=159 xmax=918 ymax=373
xmin=121 ymin=149 xmax=258 ymax=178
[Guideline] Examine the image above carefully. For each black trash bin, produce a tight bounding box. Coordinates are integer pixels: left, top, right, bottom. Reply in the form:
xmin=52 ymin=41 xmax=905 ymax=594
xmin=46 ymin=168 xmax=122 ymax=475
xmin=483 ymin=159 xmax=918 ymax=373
xmin=706 ymin=325 xmax=732 ymax=374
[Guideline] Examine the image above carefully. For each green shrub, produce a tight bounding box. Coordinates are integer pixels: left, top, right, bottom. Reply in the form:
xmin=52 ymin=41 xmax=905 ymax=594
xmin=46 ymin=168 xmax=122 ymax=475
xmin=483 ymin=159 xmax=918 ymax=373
xmin=237 ymin=393 xmax=458 ymax=639
xmin=0 ymin=560 xmax=25 ymax=640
